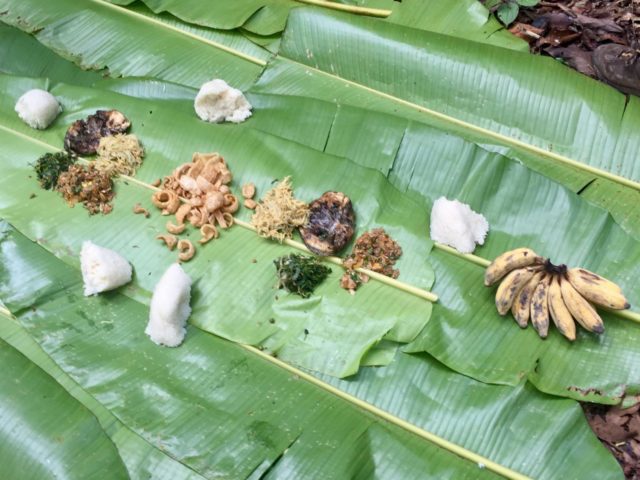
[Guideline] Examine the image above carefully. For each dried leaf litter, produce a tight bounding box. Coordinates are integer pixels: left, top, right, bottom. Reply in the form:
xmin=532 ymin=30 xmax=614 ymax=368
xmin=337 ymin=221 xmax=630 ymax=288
xmin=251 ymin=177 xmax=309 ymax=242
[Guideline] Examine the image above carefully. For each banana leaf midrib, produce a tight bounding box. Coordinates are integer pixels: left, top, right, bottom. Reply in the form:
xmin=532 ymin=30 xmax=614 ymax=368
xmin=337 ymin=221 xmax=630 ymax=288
xmin=0 ymin=243 xmax=528 ymax=480
xmin=84 ymin=0 xmax=640 ymax=192
xmin=4 ymin=121 xmax=637 ymax=327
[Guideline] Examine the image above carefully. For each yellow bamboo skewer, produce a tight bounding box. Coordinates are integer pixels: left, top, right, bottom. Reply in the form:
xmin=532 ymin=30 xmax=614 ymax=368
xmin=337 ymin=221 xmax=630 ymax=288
xmin=3 ymin=124 xmax=640 ymax=322
xmin=295 ymin=0 xmax=392 ymax=17
xmin=0 ymin=303 xmax=527 ymax=479
xmin=242 ymin=342 xmax=531 ymax=480
xmin=233 ymin=218 xmax=437 ymax=302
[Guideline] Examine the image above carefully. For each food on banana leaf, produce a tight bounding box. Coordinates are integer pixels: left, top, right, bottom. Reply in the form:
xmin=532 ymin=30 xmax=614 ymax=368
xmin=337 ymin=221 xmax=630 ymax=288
xmin=145 ymin=263 xmax=192 ymax=347
xmin=33 ymin=151 xmax=75 ymax=190
xmin=242 ymin=182 xmax=257 ymax=210
xmin=430 ymin=197 xmax=489 ymax=254
xmin=132 ymin=203 xmax=150 ymax=217
xmin=80 ymin=241 xmax=132 ymax=296
xmin=56 ymin=163 xmax=114 ymax=215
xmin=194 ymin=79 xmax=252 ymax=124
xmin=64 ymin=109 xmax=131 ymax=155
xmin=251 ymin=177 xmax=308 ymax=242
xmin=94 ymin=134 xmax=144 ymax=176
xmin=341 ymin=228 xmax=402 ymax=293
xmin=274 ymin=253 xmax=332 ymax=298
xmin=15 ymin=89 xmax=61 ymax=129
xmin=299 ymin=191 xmax=355 ymax=256
xmin=485 ymin=247 xmax=630 ymax=340
xmin=151 ymin=152 xmax=238 ymax=260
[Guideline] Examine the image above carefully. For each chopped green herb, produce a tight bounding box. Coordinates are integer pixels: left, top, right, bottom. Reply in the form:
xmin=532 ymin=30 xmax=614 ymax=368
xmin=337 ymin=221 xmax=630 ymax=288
xmin=33 ymin=151 xmax=75 ymax=190
xmin=274 ymin=253 xmax=332 ymax=298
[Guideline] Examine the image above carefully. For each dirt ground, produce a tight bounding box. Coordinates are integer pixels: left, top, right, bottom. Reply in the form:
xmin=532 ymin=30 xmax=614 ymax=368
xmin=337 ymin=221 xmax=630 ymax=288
xmin=583 ymin=403 xmax=640 ymax=479
xmin=494 ymin=1 xmax=640 ymax=94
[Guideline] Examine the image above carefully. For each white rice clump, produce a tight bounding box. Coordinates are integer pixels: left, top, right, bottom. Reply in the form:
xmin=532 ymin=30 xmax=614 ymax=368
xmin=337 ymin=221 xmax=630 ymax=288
xmin=194 ymin=79 xmax=252 ymax=124
xmin=80 ymin=241 xmax=133 ymax=296
xmin=430 ymin=197 xmax=489 ymax=254
xmin=145 ymin=263 xmax=192 ymax=347
xmin=15 ymin=89 xmax=62 ymax=129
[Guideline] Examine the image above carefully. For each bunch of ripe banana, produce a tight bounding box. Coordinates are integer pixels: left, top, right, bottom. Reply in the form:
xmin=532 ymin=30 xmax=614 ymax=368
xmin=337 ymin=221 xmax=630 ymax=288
xmin=484 ymin=247 xmax=630 ymax=341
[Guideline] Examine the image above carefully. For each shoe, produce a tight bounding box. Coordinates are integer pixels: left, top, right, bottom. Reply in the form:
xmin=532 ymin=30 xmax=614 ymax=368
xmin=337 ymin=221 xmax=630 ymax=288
xmin=592 ymin=43 xmax=640 ymax=96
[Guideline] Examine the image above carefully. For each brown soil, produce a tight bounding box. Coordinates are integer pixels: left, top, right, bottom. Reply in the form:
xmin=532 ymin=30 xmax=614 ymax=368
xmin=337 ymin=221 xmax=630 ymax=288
xmin=583 ymin=402 xmax=640 ymax=479
xmin=504 ymin=1 xmax=640 ymax=93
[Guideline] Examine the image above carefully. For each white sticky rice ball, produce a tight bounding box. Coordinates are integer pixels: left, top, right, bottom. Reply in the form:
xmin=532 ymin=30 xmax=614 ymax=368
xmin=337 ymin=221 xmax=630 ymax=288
xmin=145 ymin=263 xmax=192 ymax=347
xmin=80 ymin=241 xmax=133 ymax=296
xmin=430 ymin=197 xmax=489 ymax=254
xmin=194 ymin=79 xmax=252 ymax=124
xmin=15 ymin=89 xmax=62 ymax=129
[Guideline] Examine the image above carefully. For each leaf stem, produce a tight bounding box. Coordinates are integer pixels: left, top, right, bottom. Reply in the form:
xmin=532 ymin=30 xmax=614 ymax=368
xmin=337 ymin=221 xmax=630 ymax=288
xmin=295 ymin=0 xmax=392 ymax=17
xmin=242 ymin=342 xmax=531 ymax=480
xmin=4 ymin=123 xmax=640 ymax=323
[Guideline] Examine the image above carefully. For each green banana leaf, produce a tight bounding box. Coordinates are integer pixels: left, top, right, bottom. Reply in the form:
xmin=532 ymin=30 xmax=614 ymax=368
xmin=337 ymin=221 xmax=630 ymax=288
xmin=3 ymin=1 xmax=640 ymax=403
xmin=66 ymin=72 xmax=640 ymax=404
xmin=0 ymin=216 xmax=622 ymax=479
xmin=0 ymin=73 xmax=436 ymax=377
xmin=117 ymin=0 xmax=525 ymax=51
xmin=0 ymin=337 xmax=129 ymax=479
xmin=3 ymin=0 xmax=638 ymax=240
xmin=0 ymin=0 xmax=263 ymax=90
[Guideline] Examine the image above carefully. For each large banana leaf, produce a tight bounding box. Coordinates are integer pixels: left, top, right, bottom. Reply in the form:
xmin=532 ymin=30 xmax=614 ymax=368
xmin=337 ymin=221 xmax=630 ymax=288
xmin=3 ymin=0 xmax=638 ymax=239
xmin=0 ymin=212 xmax=622 ymax=479
xmin=0 ymin=223 xmax=503 ymax=479
xmin=0 ymin=74 xmax=437 ymax=377
xmin=0 ymin=6 xmax=631 ymax=477
xmin=121 ymin=0 xmax=525 ymax=50
xmin=0 ymin=0 xmax=263 ymax=90
xmin=0 ymin=337 xmax=129 ymax=479
xmin=3 ymin=1 xmax=640 ymax=403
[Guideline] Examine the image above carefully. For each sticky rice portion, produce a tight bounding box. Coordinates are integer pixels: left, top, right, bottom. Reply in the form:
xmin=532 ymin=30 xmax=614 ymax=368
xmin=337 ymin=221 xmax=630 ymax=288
xmin=80 ymin=241 xmax=132 ymax=296
xmin=145 ymin=263 xmax=191 ymax=347
xmin=430 ymin=197 xmax=489 ymax=254
xmin=15 ymin=89 xmax=61 ymax=129
xmin=194 ymin=79 xmax=252 ymax=124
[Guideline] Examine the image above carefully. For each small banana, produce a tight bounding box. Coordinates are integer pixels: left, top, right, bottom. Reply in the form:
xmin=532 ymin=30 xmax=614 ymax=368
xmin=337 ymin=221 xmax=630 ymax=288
xmin=530 ymin=275 xmax=551 ymax=338
xmin=511 ymin=271 xmax=544 ymax=328
xmin=548 ymin=276 xmax=576 ymax=341
xmin=560 ymin=277 xmax=604 ymax=334
xmin=495 ymin=266 xmax=541 ymax=315
xmin=567 ymin=268 xmax=630 ymax=310
xmin=484 ymin=248 xmax=544 ymax=286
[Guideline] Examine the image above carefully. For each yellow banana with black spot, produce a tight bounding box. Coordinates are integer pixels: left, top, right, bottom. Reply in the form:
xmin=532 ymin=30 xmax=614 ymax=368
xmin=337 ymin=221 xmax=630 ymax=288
xmin=484 ymin=248 xmax=544 ymax=286
xmin=560 ymin=276 xmax=604 ymax=334
xmin=530 ymin=274 xmax=551 ymax=338
xmin=567 ymin=268 xmax=630 ymax=310
xmin=548 ymin=276 xmax=576 ymax=341
xmin=495 ymin=266 xmax=541 ymax=316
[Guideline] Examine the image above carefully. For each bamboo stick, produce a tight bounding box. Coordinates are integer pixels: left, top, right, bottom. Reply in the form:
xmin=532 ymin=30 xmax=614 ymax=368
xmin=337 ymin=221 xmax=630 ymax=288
xmin=4 ymin=124 xmax=639 ymax=323
xmin=295 ymin=0 xmax=392 ymax=17
xmin=243 ymin=343 xmax=531 ymax=480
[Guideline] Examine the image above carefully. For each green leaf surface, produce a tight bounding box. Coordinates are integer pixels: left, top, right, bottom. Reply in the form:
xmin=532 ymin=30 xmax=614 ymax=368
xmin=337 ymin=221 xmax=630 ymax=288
xmin=0 ymin=223 xmax=499 ymax=480
xmin=244 ymin=86 xmax=640 ymax=402
xmin=497 ymin=2 xmax=519 ymax=25
xmin=0 ymin=0 xmax=263 ymax=89
xmin=0 ymin=219 xmax=623 ymax=479
xmin=277 ymin=9 xmax=640 ymax=183
xmin=0 ymin=337 xmax=129 ymax=479
xmin=0 ymin=75 xmax=436 ymax=376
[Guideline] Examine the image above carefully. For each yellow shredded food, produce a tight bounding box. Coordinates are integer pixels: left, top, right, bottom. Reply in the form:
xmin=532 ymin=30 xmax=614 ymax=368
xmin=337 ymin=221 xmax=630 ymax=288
xmin=95 ymin=134 xmax=144 ymax=176
xmin=251 ymin=176 xmax=309 ymax=242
